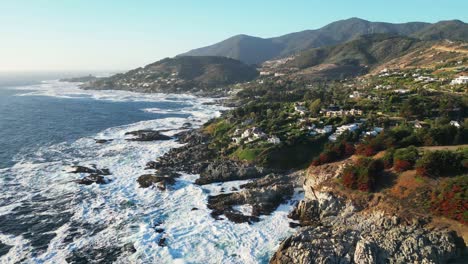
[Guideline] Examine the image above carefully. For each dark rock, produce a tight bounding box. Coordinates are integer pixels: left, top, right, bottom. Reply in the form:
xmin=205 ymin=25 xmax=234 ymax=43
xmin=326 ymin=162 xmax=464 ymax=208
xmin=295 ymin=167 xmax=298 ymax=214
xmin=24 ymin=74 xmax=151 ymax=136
xmin=74 ymin=174 xmax=108 ymax=185
xmin=158 ymin=237 xmax=167 ymax=247
xmin=145 ymin=161 xmax=159 ymax=170
xmin=181 ymin=122 xmax=192 ymax=129
xmin=147 ymin=131 xmax=215 ymax=175
xmin=68 ymin=165 xmax=111 ymax=175
xmin=288 ymin=200 xmax=320 ymax=226
xmin=154 ymin=228 xmax=164 ymax=233
xmin=122 ymin=243 xmax=136 ymax=253
xmin=289 ymin=222 xmax=302 ymax=228
xmin=207 ymin=174 xmax=294 ymax=224
xmin=137 ymin=174 xmax=176 ymax=190
xmin=95 ymin=139 xmax=113 ymax=144
xmin=125 ymin=130 xmax=172 ymax=141
xmin=191 ymin=207 xmax=199 ymax=211
xmin=231 ymin=187 xmax=239 ymax=191
xmin=196 ymin=159 xmax=268 ymax=185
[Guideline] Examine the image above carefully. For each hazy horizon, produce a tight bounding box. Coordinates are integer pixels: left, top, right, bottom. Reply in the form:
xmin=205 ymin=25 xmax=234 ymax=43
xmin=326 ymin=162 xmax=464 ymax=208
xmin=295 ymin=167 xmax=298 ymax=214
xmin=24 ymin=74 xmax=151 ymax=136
xmin=1 ymin=0 xmax=467 ymax=72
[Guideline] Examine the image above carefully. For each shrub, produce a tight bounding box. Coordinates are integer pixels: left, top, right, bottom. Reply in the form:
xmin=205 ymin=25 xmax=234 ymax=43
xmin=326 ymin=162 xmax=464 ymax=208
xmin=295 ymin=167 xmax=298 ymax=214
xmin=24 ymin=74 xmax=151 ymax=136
xmin=312 ymin=141 xmax=355 ymax=166
xmin=341 ymin=158 xmax=384 ymax=192
xmin=431 ymin=176 xmax=468 ymax=225
xmin=382 ymin=148 xmax=395 ymax=169
xmin=393 ymin=146 xmax=419 ymax=172
xmin=416 ymin=150 xmax=466 ymax=177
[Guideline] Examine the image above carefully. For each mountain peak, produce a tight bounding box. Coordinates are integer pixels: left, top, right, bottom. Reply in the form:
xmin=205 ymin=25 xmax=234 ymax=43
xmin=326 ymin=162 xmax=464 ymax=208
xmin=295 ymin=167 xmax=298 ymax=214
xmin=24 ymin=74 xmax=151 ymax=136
xmin=180 ymin=19 xmax=466 ymax=64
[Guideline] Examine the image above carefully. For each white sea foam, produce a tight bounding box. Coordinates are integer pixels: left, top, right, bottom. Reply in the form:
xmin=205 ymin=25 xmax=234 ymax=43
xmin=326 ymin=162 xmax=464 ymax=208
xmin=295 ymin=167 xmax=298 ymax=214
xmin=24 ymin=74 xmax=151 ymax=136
xmin=0 ymin=81 xmax=299 ymax=264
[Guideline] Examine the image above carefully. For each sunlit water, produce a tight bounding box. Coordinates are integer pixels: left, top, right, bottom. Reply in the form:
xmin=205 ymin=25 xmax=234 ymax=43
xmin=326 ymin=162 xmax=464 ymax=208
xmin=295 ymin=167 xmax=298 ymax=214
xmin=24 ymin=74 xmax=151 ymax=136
xmin=0 ymin=80 xmax=299 ymax=263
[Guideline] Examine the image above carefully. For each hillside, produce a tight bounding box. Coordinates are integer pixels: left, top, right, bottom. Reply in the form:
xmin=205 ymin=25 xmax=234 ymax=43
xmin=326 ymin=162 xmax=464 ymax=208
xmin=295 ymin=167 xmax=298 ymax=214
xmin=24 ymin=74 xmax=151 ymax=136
xmin=273 ymin=34 xmax=424 ymax=79
xmin=262 ymin=34 xmax=468 ymax=80
xmin=180 ymin=18 xmax=431 ymax=64
xmin=412 ymin=20 xmax=468 ymax=41
xmin=180 ymin=18 xmax=468 ymax=65
xmin=83 ymin=56 xmax=258 ymax=96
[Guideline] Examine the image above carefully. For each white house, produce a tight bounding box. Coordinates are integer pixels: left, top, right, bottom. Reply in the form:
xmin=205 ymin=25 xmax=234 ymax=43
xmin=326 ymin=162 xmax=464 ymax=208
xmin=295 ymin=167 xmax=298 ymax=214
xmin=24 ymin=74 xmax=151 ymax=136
xmin=294 ymin=104 xmax=308 ymax=115
xmin=324 ymin=125 xmax=334 ymax=133
xmin=451 ymin=76 xmax=468 ymax=85
xmin=349 ymin=91 xmax=362 ymax=98
xmin=268 ymin=136 xmax=281 ymax=144
xmin=450 ymin=121 xmax=461 ymax=128
xmin=329 ymin=123 xmax=360 ymax=141
xmin=365 ymin=131 xmax=378 ymax=137
xmin=252 ymin=127 xmax=266 ymax=139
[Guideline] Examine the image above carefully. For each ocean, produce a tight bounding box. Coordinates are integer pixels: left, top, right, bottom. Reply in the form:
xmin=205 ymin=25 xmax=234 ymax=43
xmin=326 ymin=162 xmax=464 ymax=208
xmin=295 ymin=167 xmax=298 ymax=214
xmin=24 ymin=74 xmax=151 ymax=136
xmin=0 ymin=75 xmax=298 ymax=263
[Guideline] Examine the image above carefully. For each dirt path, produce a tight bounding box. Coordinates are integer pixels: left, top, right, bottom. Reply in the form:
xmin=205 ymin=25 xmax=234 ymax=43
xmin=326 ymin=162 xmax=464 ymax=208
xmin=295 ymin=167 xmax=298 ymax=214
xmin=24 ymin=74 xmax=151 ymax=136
xmin=431 ymin=45 xmax=468 ymax=54
xmin=419 ymin=144 xmax=468 ymax=152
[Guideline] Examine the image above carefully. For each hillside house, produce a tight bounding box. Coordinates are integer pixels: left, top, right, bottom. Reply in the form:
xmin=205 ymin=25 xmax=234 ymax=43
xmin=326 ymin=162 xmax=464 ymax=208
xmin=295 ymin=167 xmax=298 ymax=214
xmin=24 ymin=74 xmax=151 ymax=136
xmin=450 ymin=121 xmax=461 ymax=128
xmin=451 ymin=76 xmax=468 ymax=85
xmin=294 ymin=104 xmax=308 ymax=115
xmin=267 ymin=136 xmax=281 ymax=144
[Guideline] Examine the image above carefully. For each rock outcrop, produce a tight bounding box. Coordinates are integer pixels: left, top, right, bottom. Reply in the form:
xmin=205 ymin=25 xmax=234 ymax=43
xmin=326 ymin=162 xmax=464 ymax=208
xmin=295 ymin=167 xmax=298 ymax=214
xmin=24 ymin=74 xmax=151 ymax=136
xmin=125 ymin=130 xmax=172 ymax=141
xmin=137 ymin=174 xmax=177 ymax=190
xmin=146 ymin=130 xmax=215 ymax=175
xmin=271 ymin=161 xmax=467 ymax=264
xmin=74 ymin=174 xmax=108 ymax=185
xmin=196 ymin=159 xmax=268 ymax=185
xmin=208 ymin=174 xmax=294 ymax=224
xmin=69 ymin=165 xmax=112 ymax=185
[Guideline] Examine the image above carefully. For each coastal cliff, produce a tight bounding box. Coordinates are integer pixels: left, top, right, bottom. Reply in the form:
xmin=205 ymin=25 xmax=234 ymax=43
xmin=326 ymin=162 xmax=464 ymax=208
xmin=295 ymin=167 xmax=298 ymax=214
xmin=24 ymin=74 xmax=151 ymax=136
xmin=271 ymin=160 xmax=466 ymax=263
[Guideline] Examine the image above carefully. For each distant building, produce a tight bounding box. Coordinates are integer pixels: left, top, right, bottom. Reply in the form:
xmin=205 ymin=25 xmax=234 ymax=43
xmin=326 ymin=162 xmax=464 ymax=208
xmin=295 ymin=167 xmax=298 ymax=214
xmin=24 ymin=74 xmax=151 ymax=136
xmin=329 ymin=123 xmax=360 ymax=141
xmin=349 ymin=91 xmax=362 ymax=98
xmin=294 ymin=103 xmax=308 ymax=116
xmin=413 ymin=121 xmax=429 ymax=129
xmin=267 ymin=136 xmax=281 ymax=144
xmin=450 ymin=121 xmax=461 ymax=128
xmin=324 ymin=108 xmax=362 ymax=117
xmin=259 ymin=71 xmax=272 ymax=76
xmin=451 ymin=76 xmax=468 ymax=85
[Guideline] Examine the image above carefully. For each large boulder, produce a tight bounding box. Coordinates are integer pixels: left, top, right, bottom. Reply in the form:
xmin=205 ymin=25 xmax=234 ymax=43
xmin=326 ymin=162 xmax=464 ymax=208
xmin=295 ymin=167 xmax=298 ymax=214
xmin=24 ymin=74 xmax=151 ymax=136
xmin=68 ymin=165 xmax=111 ymax=175
xmin=208 ymin=174 xmax=294 ymax=224
xmin=75 ymin=174 xmax=108 ymax=185
xmin=196 ymin=159 xmax=268 ymax=185
xmin=137 ymin=174 xmax=176 ymax=190
xmin=125 ymin=130 xmax=172 ymax=141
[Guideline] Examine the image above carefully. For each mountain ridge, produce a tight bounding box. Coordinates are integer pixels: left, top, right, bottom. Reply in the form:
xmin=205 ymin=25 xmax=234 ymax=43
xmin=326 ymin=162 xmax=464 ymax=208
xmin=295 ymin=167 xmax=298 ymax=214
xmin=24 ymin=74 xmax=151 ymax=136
xmin=180 ymin=18 xmax=467 ymax=64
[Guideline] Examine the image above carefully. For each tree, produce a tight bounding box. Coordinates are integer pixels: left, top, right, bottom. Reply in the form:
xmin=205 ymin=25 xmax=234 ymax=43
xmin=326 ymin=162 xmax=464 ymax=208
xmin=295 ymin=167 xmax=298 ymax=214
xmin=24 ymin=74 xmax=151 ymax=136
xmin=393 ymin=146 xmax=419 ymax=172
xmin=308 ymin=99 xmax=322 ymax=116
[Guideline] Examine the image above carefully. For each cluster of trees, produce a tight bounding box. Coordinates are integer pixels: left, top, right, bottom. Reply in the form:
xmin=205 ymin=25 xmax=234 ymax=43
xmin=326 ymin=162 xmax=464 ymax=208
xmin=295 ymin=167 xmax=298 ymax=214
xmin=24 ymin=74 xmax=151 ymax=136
xmin=385 ymin=146 xmax=419 ymax=172
xmin=430 ymin=176 xmax=467 ymax=224
xmin=342 ymin=158 xmax=384 ymax=192
xmin=416 ymin=149 xmax=468 ymax=177
xmin=355 ymin=124 xmax=467 ymax=157
xmin=311 ymin=140 xmax=355 ymax=166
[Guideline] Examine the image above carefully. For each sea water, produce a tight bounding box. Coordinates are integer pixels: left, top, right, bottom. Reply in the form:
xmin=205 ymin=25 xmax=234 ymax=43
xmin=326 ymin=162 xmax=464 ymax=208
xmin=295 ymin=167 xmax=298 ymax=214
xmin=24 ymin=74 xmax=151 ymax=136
xmin=0 ymin=78 xmax=300 ymax=264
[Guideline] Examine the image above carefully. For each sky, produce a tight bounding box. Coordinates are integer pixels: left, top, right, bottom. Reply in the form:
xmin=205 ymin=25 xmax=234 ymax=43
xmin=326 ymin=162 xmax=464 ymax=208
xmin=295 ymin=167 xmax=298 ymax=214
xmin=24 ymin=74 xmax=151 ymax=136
xmin=0 ymin=0 xmax=467 ymax=73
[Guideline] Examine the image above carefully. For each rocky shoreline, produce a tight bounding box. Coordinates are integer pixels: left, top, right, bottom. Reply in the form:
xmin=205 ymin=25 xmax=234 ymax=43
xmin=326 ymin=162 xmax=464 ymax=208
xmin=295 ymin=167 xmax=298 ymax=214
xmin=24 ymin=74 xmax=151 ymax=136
xmin=139 ymin=127 xmax=467 ymax=263
xmin=271 ymin=161 xmax=467 ymax=264
xmin=141 ymin=129 xmax=296 ymax=224
xmin=65 ymin=117 xmax=468 ymax=263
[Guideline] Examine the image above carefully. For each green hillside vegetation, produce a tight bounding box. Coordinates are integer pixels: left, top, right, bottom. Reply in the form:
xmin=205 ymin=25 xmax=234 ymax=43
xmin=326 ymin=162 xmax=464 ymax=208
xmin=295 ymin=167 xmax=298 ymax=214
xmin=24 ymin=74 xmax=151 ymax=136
xmin=412 ymin=20 xmax=468 ymax=41
xmin=180 ymin=18 xmax=467 ymax=65
xmin=286 ymin=34 xmax=423 ymax=70
xmin=180 ymin=18 xmax=431 ymax=64
xmin=84 ymin=56 xmax=258 ymax=95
